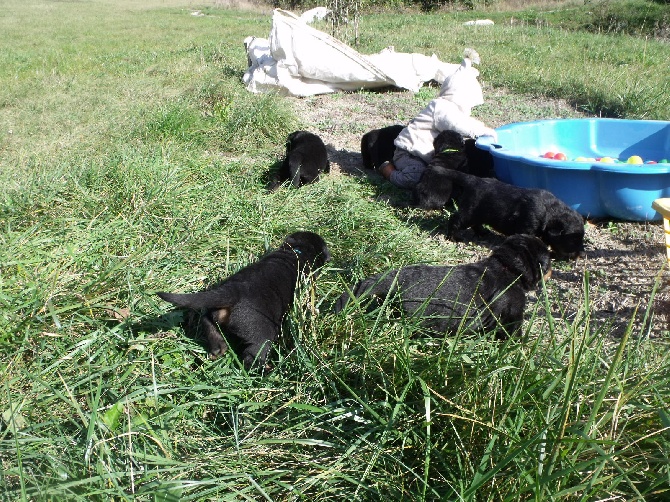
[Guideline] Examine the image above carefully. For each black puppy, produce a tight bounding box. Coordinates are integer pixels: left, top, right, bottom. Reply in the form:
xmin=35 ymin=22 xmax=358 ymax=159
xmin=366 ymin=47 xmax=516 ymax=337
xmin=433 ymin=169 xmax=584 ymax=259
xmin=336 ymin=235 xmax=551 ymax=337
xmin=463 ymin=137 xmax=495 ymax=178
xmin=413 ymin=130 xmax=470 ymax=210
xmin=360 ymin=124 xmax=404 ymax=170
xmin=157 ymin=231 xmax=330 ymax=369
xmin=414 ymin=130 xmax=496 ymax=210
xmin=273 ymin=131 xmax=330 ymax=189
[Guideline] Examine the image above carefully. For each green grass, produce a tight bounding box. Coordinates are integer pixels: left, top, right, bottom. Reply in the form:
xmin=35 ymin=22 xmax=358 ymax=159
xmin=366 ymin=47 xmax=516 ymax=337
xmin=354 ymin=2 xmax=669 ymax=119
xmin=1 ymin=0 xmax=669 ymax=500
xmin=493 ymin=0 xmax=670 ymax=40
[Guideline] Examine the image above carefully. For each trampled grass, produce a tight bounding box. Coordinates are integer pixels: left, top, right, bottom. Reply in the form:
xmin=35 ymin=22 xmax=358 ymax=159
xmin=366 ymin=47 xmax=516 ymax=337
xmin=1 ymin=0 xmax=669 ymax=500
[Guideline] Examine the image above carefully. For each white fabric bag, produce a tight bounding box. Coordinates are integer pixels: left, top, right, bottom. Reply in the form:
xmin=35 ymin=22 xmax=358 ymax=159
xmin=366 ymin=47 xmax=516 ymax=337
xmin=243 ymin=9 xmax=463 ymax=97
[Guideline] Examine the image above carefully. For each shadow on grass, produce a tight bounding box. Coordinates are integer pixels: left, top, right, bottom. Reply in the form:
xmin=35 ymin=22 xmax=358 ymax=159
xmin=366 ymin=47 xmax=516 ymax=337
xmin=120 ymin=309 xmax=213 ymax=367
xmin=262 ymin=158 xmax=284 ymax=191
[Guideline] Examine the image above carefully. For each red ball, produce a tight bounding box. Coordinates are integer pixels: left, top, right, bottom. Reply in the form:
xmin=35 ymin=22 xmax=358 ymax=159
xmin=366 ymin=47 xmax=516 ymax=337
xmin=553 ymin=152 xmax=567 ymax=161
xmin=543 ymin=151 xmax=555 ymax=158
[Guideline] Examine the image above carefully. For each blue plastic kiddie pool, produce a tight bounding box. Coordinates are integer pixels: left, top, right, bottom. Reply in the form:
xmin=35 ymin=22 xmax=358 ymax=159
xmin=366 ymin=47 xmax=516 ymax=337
xmin=475 ymin=118 xmax=670 ymax=221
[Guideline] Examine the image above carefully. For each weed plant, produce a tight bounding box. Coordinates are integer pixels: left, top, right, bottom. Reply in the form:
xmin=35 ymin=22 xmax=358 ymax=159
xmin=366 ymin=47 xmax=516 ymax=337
xmin=1 ymin=0 xmax=669 ymax=500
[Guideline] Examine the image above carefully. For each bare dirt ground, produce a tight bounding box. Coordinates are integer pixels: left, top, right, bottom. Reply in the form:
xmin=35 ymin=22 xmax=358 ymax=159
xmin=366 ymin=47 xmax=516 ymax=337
xmin=288 ymin=85 xmax=670 ymax=337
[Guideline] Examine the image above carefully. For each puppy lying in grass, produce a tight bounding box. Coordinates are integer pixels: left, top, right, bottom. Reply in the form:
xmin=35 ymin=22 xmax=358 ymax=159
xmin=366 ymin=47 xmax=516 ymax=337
xmin=335 ymin=234 xmax=551 ymax=338
xmin=157 ymin=231 xmax=330 ymax=370
xmin=271 ymin=130 xmax=330 ymax=189
xmin=360 ymin=124 xmax=404 ymax=170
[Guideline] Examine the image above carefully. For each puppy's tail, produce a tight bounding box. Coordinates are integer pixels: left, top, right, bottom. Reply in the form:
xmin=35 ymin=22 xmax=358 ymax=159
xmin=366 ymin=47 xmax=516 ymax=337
xmin=157 ymin=289 xmax=236 ymax=310
xmin=287 ymin=156 xmax=303 ymax=188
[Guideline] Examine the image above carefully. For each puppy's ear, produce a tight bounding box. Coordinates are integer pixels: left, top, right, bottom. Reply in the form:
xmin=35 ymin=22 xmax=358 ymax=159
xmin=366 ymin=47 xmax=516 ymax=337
xmin=544 ymin=223 xmax=562 ymax=239
xmin=526 ymin=242 xmax=551 ymax=286
xmin=542 ymin=215 xmax=570 ymax=239
xmin=530 ymin=238 xmax=552 ymax=279
xmin=544 ymin=218 xmax=585 ymax=259
xmin=503 ymin=235 xmax=550 ymax=288
xmin=283 ymin=232 xmax=330 ymax=268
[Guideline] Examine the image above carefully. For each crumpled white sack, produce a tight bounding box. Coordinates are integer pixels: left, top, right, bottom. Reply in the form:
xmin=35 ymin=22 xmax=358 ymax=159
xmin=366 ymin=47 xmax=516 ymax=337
xmin=299 ymin=7 xmax=331 ymax=24
xmin=242 ymin=9 xmax=470 ymax=97
xmin=366 ymin=48 xmax=461 ymax=92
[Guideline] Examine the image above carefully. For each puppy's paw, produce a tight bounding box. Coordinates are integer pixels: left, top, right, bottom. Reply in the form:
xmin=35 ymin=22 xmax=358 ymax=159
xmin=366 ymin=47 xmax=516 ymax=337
xmin=472 ymin=225 xmax=490 ymax=237
xmin=446 ymin=223 xmax=465 ymax=241
xmin=266 ymin=180 xmax=281 ymax=192
xmin=449 ymin=231 xmax=466 ymax=242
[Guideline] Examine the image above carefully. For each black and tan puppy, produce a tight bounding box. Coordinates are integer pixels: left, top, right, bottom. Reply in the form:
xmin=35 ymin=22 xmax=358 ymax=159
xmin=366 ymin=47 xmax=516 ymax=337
xmin=336 ymin=235 xmax=551 ymax=337
xmin=273 ymin=131 xmax=330 ymax=189
xmin=433 ymin=169 xmax=584 ymax=259
xmin=157 ymin=231 xmax=330 ymax=369
xmin=360 ymin=124 xmax=404 ymax=170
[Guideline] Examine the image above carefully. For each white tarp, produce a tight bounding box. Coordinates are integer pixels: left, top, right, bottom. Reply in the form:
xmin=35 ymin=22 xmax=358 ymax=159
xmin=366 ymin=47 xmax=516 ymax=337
xmin=243 ymin=9 xmax=463 ymax=97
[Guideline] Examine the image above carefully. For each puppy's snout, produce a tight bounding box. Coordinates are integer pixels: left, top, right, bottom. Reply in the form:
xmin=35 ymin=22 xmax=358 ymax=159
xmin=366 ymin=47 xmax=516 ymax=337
xmin=543 ymin=269 xmax=552 ymax=281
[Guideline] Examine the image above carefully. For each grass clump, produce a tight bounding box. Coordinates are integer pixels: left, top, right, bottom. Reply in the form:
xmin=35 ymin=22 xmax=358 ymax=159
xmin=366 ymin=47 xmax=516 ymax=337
xmin=140 ymin=87 xmax=298 ymax=152
xmin=4 ymin=276 xmax=669 ymax=499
